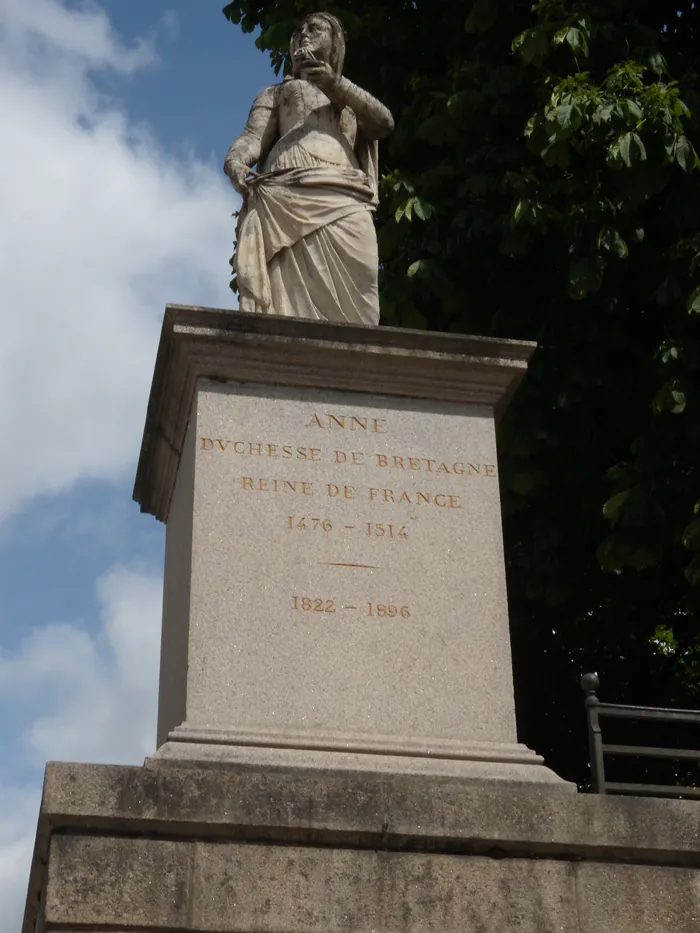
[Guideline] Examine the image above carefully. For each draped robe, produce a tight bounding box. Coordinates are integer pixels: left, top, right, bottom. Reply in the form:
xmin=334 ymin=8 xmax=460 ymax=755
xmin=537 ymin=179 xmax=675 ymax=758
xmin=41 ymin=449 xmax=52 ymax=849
xmin=232 ymin=79 xmax=380 ymax=326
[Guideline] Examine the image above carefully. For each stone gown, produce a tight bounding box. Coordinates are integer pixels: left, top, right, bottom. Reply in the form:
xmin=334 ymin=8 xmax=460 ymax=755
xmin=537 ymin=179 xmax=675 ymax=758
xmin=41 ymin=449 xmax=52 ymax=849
xmin=233 ymin=78 xmax=380 ymax=325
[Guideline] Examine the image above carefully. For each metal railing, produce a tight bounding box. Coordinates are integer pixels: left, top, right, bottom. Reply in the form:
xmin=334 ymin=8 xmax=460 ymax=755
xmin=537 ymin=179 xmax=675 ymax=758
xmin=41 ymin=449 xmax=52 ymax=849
xmin=581 ymin=673 xmax=700 ymax=799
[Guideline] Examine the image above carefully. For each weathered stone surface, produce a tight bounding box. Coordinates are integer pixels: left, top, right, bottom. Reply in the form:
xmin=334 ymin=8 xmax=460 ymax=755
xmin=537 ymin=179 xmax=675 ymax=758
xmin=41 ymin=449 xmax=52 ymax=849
xmin=577 ymin=863 xmax=700 ymax=933
xmin=158 ymin=408 xmax=195 ymax=748
xmin=225 ymin=12 xmax=395 ymax=325
xmin=38 ymin=761 xmax=700 ymax=863
xmin=167 ymin=380 xmax=522 ymax=757
xmin=135 ymin=306 xmax=555 ymax=780
xmin=193 ymin=845 xmax=578 ymax=933
xmin=133 ymin=306 xmax=536 ymax=523
xmin=24 ymin=761 xmax=700 ymax=933
xmin=45 ymin=836 xmax=190 ymax=928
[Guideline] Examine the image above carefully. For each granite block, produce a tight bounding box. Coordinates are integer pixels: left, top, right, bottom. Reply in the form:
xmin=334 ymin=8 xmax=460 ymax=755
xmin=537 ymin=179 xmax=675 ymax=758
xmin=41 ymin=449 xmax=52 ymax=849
xmin=576 ymin=863 xmax=700 ymax=933
xmin=45 ymin=835 xmax=191 ymax=929
xmin=175 ymin=381 xmax=517 ymax=753
xmin=192 ymin=844 xmax=578 ymax=933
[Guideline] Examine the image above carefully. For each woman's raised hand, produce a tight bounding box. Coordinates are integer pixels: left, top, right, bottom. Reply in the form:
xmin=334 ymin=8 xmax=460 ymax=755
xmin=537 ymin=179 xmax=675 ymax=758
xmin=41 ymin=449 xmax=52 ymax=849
xmin=297 ymin=58 xmax=338 ymax=93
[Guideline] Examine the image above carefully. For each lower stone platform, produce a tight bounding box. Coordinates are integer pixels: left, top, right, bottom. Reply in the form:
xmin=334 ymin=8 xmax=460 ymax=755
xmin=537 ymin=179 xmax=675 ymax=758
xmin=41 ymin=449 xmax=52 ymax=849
xmin=23 ymin=758 xmax=700 ymax=932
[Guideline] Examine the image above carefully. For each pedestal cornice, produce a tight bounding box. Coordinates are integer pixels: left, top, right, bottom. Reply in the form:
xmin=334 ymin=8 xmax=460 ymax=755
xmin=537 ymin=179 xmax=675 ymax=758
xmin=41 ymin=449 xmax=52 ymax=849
xmin=133 ymin=305 xmax=535 ymax=522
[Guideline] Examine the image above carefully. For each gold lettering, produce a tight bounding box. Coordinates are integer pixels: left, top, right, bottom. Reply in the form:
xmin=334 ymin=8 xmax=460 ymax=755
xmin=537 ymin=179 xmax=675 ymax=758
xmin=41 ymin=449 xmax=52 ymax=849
xmin=436 ymin=462 xmax=450 ymax=474
xmin=335 ymin=449 xmax=364 ymax=465
xmin=249 ymin=443 xmax=263 ymax=456
xmin=234 ymin=441 xmax=246 ymax=454
xmin=484 ymin=464 xmax=497 ymax=477
xmin=376 ymin=454 xmax=388 ymax=468
xmin=364 ymin=486 xmax=462 ymax=508
xmin=393 ymin=456 xmax=405 ymax=470
xmin=453 ymin=462 xmax=465 ymax=475
xmin=240 ymin=476 xmax=313 ymax=495
xmin=407 ymin=458 xmax=421 ymax=471
xmin=200 ymin=437 xmax=214 ymax=450
xmin=216 ymin=439 xmax=230 ymax=451
xmin=327 ymin=483 xmax=355 ymax=499
xmin=267 ymin=444 xmax=279 ymax=458
xmin=307 ymin=413 xmax=388 ymax=432
xmin=467 ymin=463 xmax=481 ymax=475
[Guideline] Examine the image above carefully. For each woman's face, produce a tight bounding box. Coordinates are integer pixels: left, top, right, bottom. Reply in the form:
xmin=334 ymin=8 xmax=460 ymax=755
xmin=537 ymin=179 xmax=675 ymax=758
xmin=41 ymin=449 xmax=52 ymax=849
xmin=293 ymin=15 xmax=333 ymax=64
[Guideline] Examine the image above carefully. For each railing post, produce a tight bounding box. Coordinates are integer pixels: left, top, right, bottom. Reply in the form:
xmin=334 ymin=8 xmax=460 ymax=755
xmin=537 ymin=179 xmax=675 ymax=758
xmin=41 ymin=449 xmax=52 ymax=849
xmin=582 ymin=673 xmax=605 ymax=794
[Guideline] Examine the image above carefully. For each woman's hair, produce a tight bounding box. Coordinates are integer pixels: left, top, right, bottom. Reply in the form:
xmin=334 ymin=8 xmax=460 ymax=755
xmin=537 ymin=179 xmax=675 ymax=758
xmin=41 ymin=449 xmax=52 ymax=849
xmin=291 ymin=12 xmax=346 ymax=76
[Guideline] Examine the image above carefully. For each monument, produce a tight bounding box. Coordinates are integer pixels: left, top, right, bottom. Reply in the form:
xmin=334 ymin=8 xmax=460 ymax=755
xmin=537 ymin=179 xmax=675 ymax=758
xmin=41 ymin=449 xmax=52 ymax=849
xmin=21 ymin=13 xmax=700 ymax=933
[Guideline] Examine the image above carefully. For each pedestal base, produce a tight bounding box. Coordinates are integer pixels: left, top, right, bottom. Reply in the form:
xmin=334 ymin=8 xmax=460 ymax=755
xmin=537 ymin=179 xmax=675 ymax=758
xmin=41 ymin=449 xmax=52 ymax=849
xmin=23 ymin=759 xmax=700 ymax=933
xmin=154 ymin=734 xmax=573 ymax=788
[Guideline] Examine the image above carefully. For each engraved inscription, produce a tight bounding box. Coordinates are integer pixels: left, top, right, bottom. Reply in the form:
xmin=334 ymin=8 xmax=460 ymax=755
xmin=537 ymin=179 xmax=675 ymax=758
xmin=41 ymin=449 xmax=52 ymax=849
xmin=200 ymin=409 xmax=496 ymax=625
xmin=306 ymin=413 xmax=387 ymax=433
xmin=287 ymin=516 xmax=333 ymax=531
xmin=240 ymin=476 xmax=314 ymax=495
xmin=367 ymin=604 xmax=411 ymax=618
xmin=292 ymin=596 xmax=336 ymax=613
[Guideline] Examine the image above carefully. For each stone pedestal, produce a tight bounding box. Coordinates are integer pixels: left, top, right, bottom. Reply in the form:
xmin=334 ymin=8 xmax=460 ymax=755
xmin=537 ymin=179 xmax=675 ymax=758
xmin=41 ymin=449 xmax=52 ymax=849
xmin=133 ymin=305 xmax=564 ymax=785
xmin=22 ymin=760 xmax=700 ymax=933
xmin=23 ymin=307 xmax=698 ymax=933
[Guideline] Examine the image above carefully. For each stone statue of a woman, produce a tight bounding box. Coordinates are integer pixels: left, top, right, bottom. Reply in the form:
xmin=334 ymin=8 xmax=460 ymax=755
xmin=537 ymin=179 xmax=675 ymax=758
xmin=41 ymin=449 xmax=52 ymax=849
xmin=224 ymin=12 xmax=394 ymax=325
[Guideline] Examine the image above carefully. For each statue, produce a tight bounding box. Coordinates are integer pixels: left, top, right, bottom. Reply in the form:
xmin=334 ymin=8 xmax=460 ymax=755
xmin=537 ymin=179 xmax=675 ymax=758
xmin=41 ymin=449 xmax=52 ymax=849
xmin=224 ymin=12 xmax=394 ymax=325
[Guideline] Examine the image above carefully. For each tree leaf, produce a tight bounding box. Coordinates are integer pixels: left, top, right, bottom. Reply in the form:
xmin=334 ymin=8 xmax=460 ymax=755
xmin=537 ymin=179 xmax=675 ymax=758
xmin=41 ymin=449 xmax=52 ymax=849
xmin=670 ymin=389 xmax=686 ymax=414
xmin=618 ymin=132 xmax=647 ymax=167
xmin=407 ymin=259 xmax=423 ymax=277
xmin=685 ymin=554 xmax=700 ymax=586
xmin=598 ymin=228 xmax=629 ymax=259
xmin=687 ymin=288 xmax=700 ymax=314
xmin=603 ymin=490 xmax=631 ymax=522
xmin=649 ymin=51 xmax=668 ymax=75
xmin=675 ymin=136 xmax=698 ymax=174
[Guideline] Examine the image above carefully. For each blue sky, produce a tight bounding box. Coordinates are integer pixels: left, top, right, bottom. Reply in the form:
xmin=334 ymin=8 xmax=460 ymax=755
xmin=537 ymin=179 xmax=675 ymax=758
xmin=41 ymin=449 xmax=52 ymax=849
xmin=0 ymin=2 xmax=275 ymax=927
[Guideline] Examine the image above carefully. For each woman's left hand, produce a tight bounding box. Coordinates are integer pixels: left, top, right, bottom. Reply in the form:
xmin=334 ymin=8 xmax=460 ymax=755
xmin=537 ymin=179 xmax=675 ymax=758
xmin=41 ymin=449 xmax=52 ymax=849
xmin=297 ymin=59 xmax=338 ymax=93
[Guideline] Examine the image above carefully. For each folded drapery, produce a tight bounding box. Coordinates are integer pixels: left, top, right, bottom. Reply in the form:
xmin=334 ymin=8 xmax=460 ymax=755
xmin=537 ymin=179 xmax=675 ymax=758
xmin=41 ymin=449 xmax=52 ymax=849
xmin=236 ymin=164 xmax=380 ymax=325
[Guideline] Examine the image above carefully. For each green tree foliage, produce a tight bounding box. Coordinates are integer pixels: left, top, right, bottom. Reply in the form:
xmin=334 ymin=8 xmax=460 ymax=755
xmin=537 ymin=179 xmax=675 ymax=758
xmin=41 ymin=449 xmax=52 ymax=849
xmin=223 ymin=0 xmax=700 ymax=784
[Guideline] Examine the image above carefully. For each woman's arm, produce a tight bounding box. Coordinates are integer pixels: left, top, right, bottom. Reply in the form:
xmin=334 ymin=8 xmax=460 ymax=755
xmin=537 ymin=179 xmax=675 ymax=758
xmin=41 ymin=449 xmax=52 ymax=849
xmin=297 ymin=61 xmax=394 ymax=140
xmin=224 ymin=85 xmax=279 ymax=195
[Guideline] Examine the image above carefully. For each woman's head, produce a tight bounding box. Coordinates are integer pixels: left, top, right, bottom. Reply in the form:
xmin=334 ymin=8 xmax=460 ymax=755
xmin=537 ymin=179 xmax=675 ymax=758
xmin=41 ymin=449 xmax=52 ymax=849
xmin=290 ymin=12 xmax=346 ymax=76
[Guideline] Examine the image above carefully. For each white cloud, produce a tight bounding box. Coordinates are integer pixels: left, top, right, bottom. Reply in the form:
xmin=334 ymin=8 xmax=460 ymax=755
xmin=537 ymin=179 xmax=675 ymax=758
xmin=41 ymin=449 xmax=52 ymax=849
xmin=0 ymin=784 xmax=41 ymax=933
xmin=0 ymin=565 xmax=162 ymax=765
xmin=0 ymin=0 xmax=155 ymax=73
xmin=0 ymin=563 xmax=163 ymax=932
xmin=0 ymin=0 xmax=238 ymax=522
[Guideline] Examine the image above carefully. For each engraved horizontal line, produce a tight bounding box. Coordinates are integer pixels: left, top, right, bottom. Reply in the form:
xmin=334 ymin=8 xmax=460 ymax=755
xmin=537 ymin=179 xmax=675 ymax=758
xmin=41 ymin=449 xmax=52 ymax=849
xmin=343 ymin=606 xmax=358 ymax=610
xmin=318 ymin=562 xmax=379 ymax=570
